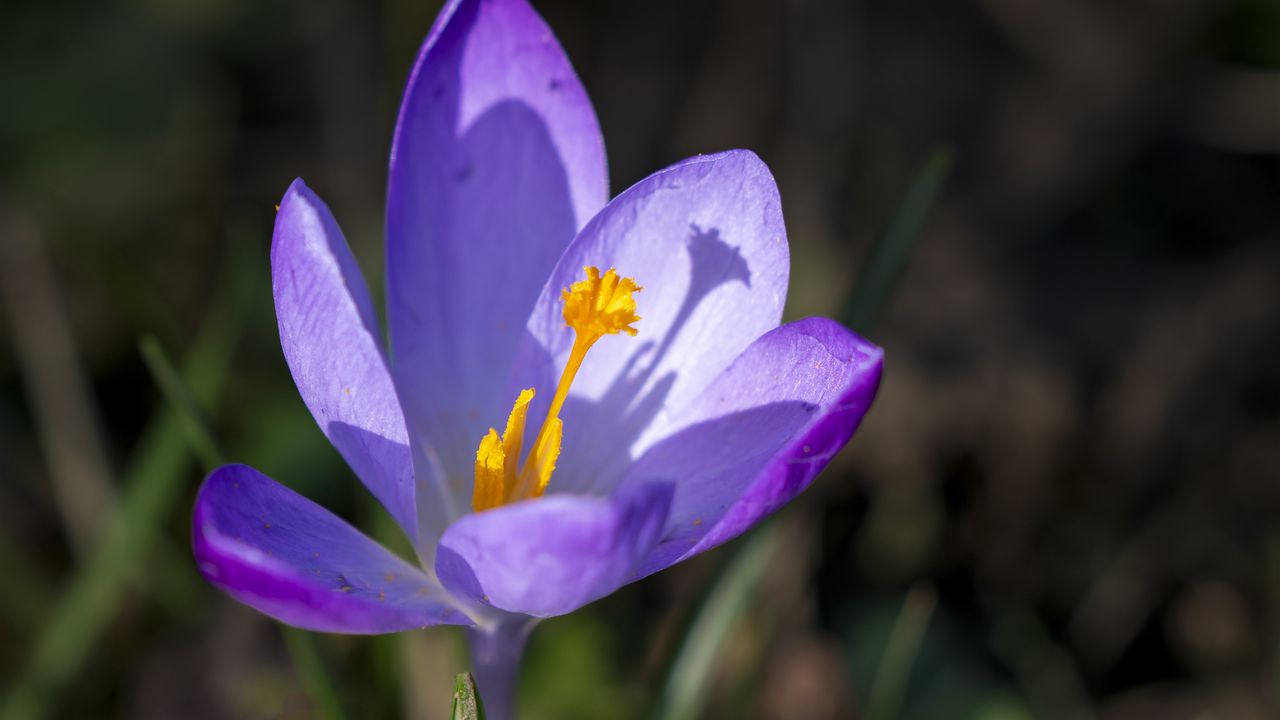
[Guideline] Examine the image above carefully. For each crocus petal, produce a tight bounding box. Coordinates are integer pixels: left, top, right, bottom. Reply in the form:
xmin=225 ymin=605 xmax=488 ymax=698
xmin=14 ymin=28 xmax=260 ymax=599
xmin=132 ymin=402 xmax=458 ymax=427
xmin=435 ymin=483 xmax=673 ymax=617
xmin=272 ymin=180 xmax=419 ymax=541
xmin=624 ymin=318 xmax=882 ymax=576
xmin=387 ymin=0 xmax=608 ymax=492
xmin=512 ymin=150 xmax=789 ymax=494
xmin=193 ymin=464 xmax=472 ymax=633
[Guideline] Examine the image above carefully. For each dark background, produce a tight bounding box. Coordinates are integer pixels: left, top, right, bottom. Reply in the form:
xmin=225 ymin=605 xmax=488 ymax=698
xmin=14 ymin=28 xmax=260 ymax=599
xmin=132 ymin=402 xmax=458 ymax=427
xmin=2 ymin=0 xmax=1279 ymax=718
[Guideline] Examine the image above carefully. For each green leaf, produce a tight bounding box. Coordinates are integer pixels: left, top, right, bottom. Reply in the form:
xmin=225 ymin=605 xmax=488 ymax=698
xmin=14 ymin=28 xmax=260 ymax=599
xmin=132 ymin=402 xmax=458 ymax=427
xmin=654 ymin=526 xmax=782 ymax=720
xmin=844 ymin=147 xmax=954 ymax=335
xmin=451 ymin=672 xmax=486 ymax=720
xmin=138 ymin=333 xmax=224 ymax=471
xmin=864 ymin=584 xmax=938 ymax=720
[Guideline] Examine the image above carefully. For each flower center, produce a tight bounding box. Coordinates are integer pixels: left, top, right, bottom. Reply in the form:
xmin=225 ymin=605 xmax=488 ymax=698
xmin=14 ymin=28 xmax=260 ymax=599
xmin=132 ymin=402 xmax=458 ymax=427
xmin=472 ymin=266 xmax=641 ymax=512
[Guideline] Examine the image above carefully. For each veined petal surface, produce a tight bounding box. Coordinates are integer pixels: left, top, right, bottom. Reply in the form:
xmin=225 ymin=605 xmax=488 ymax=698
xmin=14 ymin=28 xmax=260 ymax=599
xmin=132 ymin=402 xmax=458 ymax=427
xmin=272 ymin=180 xmax=418 ymax=540
xmin=512 ymin=150 xmax=789 ymax=495
xmin=193 ymin=464 xmax=472 ymax=633
xmin=435 ymin=483 xmax=672 ymax=617
xmin=623 ymin=318 xmax=882 ymax=576
xmin=387 ymin=0 xmax=608 ymax=504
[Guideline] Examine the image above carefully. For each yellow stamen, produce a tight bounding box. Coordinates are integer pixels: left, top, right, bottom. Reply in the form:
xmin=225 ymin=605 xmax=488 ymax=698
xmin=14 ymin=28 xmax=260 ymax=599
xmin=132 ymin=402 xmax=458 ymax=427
xmin=471 ymin=266 xmax=640 ymax=512
xmin=471 ymin=388 xmax=534 ymax=512
xmin=499 ymin=388 xmax=534 ymax=497
xmin=513 ymin=417 xmax=561 ymax=499
xmin=472 ymin=429 xmax=505 ymax=512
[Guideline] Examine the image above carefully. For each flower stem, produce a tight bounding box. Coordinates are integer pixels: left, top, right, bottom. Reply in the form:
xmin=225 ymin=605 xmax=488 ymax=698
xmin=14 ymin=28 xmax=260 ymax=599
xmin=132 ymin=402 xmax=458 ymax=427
xmin=465 ymin=618 xmax=536 ymax=720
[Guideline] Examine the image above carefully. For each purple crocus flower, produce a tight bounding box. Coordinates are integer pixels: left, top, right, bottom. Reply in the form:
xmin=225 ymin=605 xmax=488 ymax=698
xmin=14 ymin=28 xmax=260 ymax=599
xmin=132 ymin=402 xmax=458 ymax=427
xmin=191 ymin=0 xmax=882 ymax=716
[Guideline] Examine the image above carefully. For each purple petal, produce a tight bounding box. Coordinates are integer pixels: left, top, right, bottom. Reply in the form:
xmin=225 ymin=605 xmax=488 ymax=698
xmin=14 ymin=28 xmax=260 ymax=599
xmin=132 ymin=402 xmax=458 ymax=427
xmin=193 ymin=464 xmax=472 ymax=633
xmin=435 ymin=483 xmax=673 ymax=617
xmin=386 ymin=0 xmax=608 ymax=491
xmin=272 ymin=180 xmax=420 ymax=541
xmin=623 ymin=318 xmax=882 ymax=576
xmin=511 ymin=150 xmax=789 ymax=495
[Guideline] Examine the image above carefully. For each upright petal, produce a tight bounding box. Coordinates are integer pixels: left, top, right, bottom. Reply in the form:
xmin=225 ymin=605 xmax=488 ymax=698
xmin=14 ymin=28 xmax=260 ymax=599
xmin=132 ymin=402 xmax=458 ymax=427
xmin=435 ymin=483 xmax=672 ymax=617
xmin=193 ymin=465 xmax=472 ymax=633
xmin=511 ymin=150 xmax=789 ymax=495
xmin=386 ymin=0 xmax=608 ymax=496
xmin=272 ymin=180 xmax=419 ymax=540
xmin=623 ymin=318 xmax=882 ymax=576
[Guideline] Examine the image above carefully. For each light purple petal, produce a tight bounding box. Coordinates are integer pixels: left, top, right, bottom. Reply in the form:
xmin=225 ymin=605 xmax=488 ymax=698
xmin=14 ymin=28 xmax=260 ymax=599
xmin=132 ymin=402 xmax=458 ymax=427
xmin=623 ymin=318 xmax=882 ymax=576
xmin=272 ymin=179 xmax=418 ymax=541
xmin=434 ymin=483 xmax=672 ymax=617
xmin=511 ymin=150 xmax=789 ymax=496
xmin=193 ymin=464 xmax=472 ymax=633
xmin=386 ymin=0 xmax=608 ymax=497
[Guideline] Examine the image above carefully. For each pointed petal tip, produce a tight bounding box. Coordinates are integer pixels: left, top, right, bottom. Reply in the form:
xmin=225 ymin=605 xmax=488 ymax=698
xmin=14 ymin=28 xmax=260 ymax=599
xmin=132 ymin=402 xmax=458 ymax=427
xmin=385 ymin=0 xmax=607 ymax=489
xmin=798 ymin=315 xmax=886 ymax=364
xmin=268 ymin=180 xmax=423 ymax=542
xmin=277 ymin=177 xmax=316 ymax=213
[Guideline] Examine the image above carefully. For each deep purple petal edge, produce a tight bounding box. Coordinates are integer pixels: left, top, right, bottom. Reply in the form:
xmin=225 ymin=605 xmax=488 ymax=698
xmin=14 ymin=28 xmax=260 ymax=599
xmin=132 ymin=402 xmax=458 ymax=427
xmin=636 ymin=317 xmax=883 ymax=575
xmin=192 ymin=464 xmax=472 ymax=633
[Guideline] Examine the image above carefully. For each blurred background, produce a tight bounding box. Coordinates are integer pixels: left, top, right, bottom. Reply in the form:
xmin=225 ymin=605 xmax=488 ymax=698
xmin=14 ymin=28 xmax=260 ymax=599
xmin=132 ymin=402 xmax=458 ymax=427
xmin=2 ymin=0 xmax=1279 ymax=717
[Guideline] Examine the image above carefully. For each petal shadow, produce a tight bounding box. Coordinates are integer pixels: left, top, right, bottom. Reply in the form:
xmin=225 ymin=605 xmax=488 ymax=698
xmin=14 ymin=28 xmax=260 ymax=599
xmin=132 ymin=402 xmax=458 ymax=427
xmin=387 ymin=0 xmax=606 ymax=509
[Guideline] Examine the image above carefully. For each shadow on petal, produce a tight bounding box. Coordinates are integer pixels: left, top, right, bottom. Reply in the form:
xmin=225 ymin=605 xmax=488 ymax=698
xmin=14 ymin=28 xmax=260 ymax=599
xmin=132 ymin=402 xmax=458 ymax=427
xmin=389 ymin=0 xmax=596 ymax=503
xmin=508 ymin=220 xmax=766 ymax=496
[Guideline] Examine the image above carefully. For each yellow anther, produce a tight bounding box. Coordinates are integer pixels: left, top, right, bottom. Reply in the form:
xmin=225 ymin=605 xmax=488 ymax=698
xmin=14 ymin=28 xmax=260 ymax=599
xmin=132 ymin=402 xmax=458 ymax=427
xmin=499 ymin=388 xmax=534 ymax=495
xmin=472 ymin=429 xmax=505 ymax=512
xmin=514 ymin=417 xmax=562 ymax=500
xmin=471 ymin=266 xmax=641 ymax=512
xmin=471 ymin=388 xmax=534 ymax=512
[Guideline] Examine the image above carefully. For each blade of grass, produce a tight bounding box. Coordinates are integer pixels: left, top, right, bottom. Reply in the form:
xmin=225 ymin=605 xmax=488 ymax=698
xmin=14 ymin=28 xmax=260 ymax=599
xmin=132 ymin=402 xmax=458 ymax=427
xmin=138 ymin=334 xmax=224 ymax=471
xmin=131 ymin=336 xmax=230 ymax=620
xmin=0 ymin=530 xmax=53 ymax=632
xmin=0 ymin=205 xmax=117 ymax=554
xmin=852 ymin=150 xmax=951 ymax=720
xmin=0 ymin=244 xmax=252 ymax=720
xmin=844 ymin=147 xmax=954 ymax=335
xmin=864 ymin=584 xmax=938 ymax=720
xmin=282 ymin=628 xmax=350 ymax=720
xmin=990 ymin=607 xmax=1094 ymax=720
xmin=653 ymin=526 xmax=782 ymax=720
